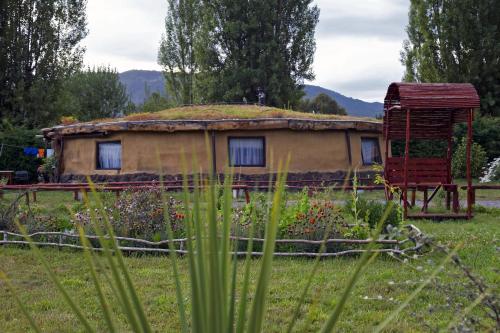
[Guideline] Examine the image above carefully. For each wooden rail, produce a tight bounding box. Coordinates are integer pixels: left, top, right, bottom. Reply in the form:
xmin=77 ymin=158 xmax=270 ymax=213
xmin=460 ymin=184 xmax=500 ymax=205
xmin=0 ymin=230 xmax=409 ymax=258
xmin=0 ymin=183 xmax=251 ymax=204
xmin=0 ymin=181 xmax=385 ymax=205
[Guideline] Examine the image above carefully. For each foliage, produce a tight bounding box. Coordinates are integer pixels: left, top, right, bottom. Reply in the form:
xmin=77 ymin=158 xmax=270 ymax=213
xmin=161 ymin=0 xmax=319 ymax=108
xmin=1 ymin=184 xmax=500 ymax=331
xmin=454 ymin=115 xmax=500 ymax=161
xmin=0 ymin=120 xmax=44 ymax=181
xmin=401 ymin=0 xmax=500 ymax=117
xmin=345 ymin=197 xmax=402 ymax=230
xmin=452 ymin=137 xmax=487 ymax=178
xmin=137 ymin=92 xmax=172 ymax=113
xmin=73 ymin=188 xmax=185 ymax=239
xmin=158 ymin=0 xmax=201 ymax=105
xmin=58 ymin=66 xmax=130 ymax=122
xmin=60 ymin=116 xmax=78 ymax=125
xmin=391 ymin=139 xmax=447 ymax=157
xmin=39 ymin=155 xmax=57 ymax=182
xmin=298 ymin=93 xmax=347 ymax=115
xmin=0 ymin=0 xmax=88 ymax=128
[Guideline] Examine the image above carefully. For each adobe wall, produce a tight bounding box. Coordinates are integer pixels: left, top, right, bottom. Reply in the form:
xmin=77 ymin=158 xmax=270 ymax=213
xmin=60 ymin=129 xmax=385 ymax=180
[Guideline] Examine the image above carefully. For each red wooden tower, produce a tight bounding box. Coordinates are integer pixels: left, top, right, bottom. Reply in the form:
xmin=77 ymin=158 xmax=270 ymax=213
xmin=383 ymin=83 xmax=480 ymax=219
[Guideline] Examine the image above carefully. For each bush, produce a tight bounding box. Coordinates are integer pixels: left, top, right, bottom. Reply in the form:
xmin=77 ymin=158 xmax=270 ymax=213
xmin=455 ymin=115 xmax=500 ymax=161
xmin=452 ymin=137 xmax=487 ymax=178
xmin=345 ymin=197 xmax=402 ymax=230
xmin=74 ymin=187 xmax=185 ymax=239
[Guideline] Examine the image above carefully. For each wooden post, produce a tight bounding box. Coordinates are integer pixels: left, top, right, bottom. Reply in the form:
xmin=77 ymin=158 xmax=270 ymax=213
xmin=446 ymin=114 xmax=453 ymax=212
xmin=345 ymin=130 xmax=352 ymax=166
xmin=384 ymin=108 xmax=390 ymax=200
xmin=25 ymin=192 xmax=29 ymax=205
xmin=32 ymin=191 xmax=37 ymax=202
xmin=244 ymin=188 xmax=250 ymax=204
xmin=403 ymin=109 xmax=411 ymax=219
xmin=466 ymin=109 xmax=473 ymax=219
xmin=423 ymin=188 xmax=428 ymax=213
xmin=452 ymin=188 xmax=459 ymax=213
xmin=411 ymin=188 xmax=416 ymax=207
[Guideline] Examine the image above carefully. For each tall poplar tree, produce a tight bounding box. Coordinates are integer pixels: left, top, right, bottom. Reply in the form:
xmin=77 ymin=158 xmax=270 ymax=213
xmin=401 ymin=0 xmax=500 ymax=116
xmin=201 ymin=0 xmax=320 ymax=107
xmin=0 ymin=0 xmax=88 ymax=127
xmin=158 ymin=0 xmax=201 ymax=105
xmin=159 ymin=0 xmax=319 ymax=108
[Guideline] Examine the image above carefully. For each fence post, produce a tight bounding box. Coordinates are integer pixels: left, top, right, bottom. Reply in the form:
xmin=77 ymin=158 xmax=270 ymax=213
xmin=244 ymin=188 xmax=250 ymax=204
xmin=58 ymin=233 xmax=62 ymax=251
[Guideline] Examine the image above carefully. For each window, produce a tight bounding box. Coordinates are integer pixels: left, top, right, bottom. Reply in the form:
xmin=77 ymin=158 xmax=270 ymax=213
xmin=228 ymin=137 xmax=265 ymax=167
xmin=97 ymin=141 xmax=121 ymax=169
xmin=361 ymin=138 xmax=382 ymax=165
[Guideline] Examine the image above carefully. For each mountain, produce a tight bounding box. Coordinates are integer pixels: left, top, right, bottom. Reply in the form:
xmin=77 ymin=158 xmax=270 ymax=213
xmin=303 ymin=85 xmax=383 ymax=117
xmin=119 ymin=70 xmax=383 ymax=117
xmin=119 ymin=70 xmax=166 ymax=105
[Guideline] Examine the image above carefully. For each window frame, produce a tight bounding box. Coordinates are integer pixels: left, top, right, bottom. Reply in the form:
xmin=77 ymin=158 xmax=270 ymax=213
xmin=360 ymin=137 xmax=382 ymax=166
xmin=96 ymin=140 xmax=122 ymax=170
xmin=227 ymin=136 xmax=266 ymax=167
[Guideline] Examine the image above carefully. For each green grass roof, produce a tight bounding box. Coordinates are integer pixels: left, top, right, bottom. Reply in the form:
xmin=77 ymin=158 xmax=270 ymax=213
xmin=116 ymin=104 xmax=377 ymax=122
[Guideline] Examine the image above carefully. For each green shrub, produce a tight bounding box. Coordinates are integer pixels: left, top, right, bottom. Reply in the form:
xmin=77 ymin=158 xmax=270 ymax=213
xmin=452 ymin=137 xmax=487 ymax=178
xmin=74 ymin=187 xmax=185 ymax=239
xmin=345 ymin=197 xmax=402 ymax=230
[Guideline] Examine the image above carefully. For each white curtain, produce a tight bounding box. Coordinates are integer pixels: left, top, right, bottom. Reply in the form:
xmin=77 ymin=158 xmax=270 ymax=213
xmin=229 ymin=138 xmax=264 ymax=166
xmin=361 ymin=138 xmax=381 ymax=165
xmin=98 ymin=142 xmax=121 ymax=169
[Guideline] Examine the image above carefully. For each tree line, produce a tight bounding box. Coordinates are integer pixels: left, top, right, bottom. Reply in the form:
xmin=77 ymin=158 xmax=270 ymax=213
xmin=1 ymin=0 xmax=499 ymax=162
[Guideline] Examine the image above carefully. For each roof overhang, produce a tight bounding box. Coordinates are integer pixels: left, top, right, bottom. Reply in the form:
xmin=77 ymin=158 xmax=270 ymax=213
xmin=42 ymin=118 xmax=382 ymax=139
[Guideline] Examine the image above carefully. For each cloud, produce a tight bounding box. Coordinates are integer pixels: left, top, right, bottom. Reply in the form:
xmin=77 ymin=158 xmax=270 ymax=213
xmin=82 ymin=0 xmax=410 ymax=101
xmin=316 ymin=15 xmax=408 ymax=40
xmin=309 ymin=35 xmax=406 ymax=101
xmin=83 ymin=0 xmax=167 ymax=70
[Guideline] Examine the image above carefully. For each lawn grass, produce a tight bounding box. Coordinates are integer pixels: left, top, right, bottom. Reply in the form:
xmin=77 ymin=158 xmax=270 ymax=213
xmin=1 ymin=211 xmax=498 ymax=332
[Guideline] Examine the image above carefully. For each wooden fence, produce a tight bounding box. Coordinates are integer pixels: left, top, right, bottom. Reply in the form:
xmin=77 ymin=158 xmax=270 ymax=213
xmin=0 ymin=230 xmax=416 ymax=258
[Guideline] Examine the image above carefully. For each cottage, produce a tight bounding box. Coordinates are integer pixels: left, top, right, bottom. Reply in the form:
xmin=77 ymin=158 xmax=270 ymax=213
xmin=41 ymin=105 xmax=385 ymax=182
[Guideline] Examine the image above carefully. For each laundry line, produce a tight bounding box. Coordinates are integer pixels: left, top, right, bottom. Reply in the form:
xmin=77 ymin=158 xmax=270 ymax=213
xmin=0 ymin=143 xmax=53 ymax=159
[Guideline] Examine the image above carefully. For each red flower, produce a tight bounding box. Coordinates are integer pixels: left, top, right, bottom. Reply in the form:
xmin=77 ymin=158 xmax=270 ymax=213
xmin=309 ymin=217 xmax=316 ymax=224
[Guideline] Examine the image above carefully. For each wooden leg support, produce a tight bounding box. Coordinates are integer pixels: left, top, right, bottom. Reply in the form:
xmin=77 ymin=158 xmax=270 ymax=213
xmin=422 ymin=188 xmax=428 ymax=213
xmin=32 ymin=191 xmax=37 ymax=202
xmin=446 ymin=191 xmax=451 ymax=210
xmin=244 ymin=189 xmax=250 ymax=204
xmin=411 ymin=189 xmax=416 ymax=207
xmin=452 ymin=190 xmax=459 ymax=213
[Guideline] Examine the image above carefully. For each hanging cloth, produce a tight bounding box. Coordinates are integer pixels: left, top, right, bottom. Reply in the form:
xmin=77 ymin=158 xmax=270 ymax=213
xmin=46 ymin=149 xmax=54 ymax=158
xmin=37 ymin=148 xmax=45 ymax=158
xmin=23 ymin=147 xmax=38 ymax=156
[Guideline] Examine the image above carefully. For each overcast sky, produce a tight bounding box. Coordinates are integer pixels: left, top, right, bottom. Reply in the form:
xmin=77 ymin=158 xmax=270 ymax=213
xmin=83 ymin=0 xmax=409 ymax=102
